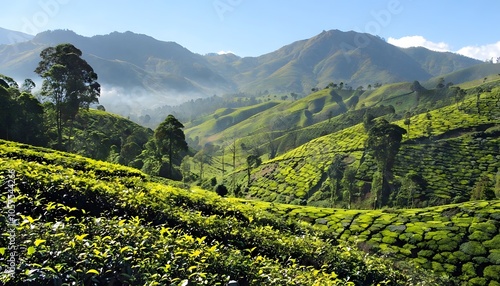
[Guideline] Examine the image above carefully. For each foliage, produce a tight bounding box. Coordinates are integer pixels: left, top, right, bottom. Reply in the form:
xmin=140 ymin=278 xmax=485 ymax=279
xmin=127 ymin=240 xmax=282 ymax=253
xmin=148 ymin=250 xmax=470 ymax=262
xmin=154 ymin=114 xmax=188 ymax=179
xmin=0 ymin=139 xmax=447 ymax=285
xmin=233 ymin=86 xmax=499 ymax=209
xmin=215 ymin=184 xmax=229 ymax=197
xmin=0 ymin=81 xmax=46 ymax=146
xmin=34 ymin=44 xmax=100 ymax=149
xmin=365 ymin=118 xmax=406 ymax=208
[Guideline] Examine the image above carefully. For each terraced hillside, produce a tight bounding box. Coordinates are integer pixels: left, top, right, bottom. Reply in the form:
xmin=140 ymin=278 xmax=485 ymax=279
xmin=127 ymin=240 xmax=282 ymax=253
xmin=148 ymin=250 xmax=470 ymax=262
xmin=184 ymin=88 xmax=368 ymax=146
xmin=236 ymin=199 xmax=500 ymax=285
xmin=233 ymin=87 xmax=500 ymax=207
xmin=2 ymin=140 xmax=500 ymax=284
xmin=0 ymin=140 xmax=448 ymax=285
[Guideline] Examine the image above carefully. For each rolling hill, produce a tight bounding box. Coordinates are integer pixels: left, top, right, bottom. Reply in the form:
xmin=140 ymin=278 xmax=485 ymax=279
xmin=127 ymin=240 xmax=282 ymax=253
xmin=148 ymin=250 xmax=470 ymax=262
xmin=3 ymin=139 xmax=499 ymax=285
xmin=0 ymin=28 xmax=482 ymax=119
xmin=224 ymin=84 xmax=500 ymax=209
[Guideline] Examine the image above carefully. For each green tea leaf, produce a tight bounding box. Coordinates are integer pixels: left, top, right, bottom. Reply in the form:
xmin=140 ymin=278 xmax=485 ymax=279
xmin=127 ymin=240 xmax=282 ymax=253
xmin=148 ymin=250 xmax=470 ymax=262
xmin=75 ymin=234 xmax=88 ymax=241
xmin=27 ymin=246 xmax=36 ymax=256
xmin=34 ymin=239 xmax=46 ymax=246
xmin=86 ymin=269 xmax=99 ymax=275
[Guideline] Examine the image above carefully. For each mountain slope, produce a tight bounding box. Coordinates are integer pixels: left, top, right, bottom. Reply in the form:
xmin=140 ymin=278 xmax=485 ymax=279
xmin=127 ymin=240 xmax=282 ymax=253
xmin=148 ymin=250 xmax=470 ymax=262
xmin=0 ymin=139 xmax=450 ymax=285
xmin=209 ymin=30 xmax=480 ymax=94
xmin=0 ymin=30 xmax=235 ymax=100
xmin=0 ymin=27 xmax=33 ymax=45
xmin=425 ymin=62 xmax=500 ymax=88
xmin=230 ymin=86 xmax=500 ymax=208
xmin=402 ymin=46 xmax=481 ymax=76
xmin=0 ymin=28 xmax=482 ymax=118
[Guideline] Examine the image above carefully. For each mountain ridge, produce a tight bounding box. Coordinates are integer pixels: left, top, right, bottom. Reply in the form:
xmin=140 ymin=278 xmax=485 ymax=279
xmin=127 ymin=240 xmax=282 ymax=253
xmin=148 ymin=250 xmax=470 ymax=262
xmin=0 ymin=28 xmax=482 ymax=115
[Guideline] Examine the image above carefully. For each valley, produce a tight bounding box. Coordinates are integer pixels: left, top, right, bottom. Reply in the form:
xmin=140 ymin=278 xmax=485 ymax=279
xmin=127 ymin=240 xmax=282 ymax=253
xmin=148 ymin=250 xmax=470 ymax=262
xmin=1 ymin=26 xmax=500 ymax=285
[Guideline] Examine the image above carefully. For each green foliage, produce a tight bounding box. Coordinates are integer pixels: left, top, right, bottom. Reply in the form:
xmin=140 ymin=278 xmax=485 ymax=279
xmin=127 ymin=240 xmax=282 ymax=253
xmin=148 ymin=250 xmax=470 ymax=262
xmin=34 ymin=44 xmax=100 ymax=149
xmin=214 ymin=184 xmax=228 ymax=197
xmin=0 ymin=139 xmax=444 ymax=285
xmin=471 ymin=176 xmax=496 ymax=200
xmin=0 ymin=78 xmax=46 ymax=146
xmin=154 ymin=114 xmax=188 ymax=179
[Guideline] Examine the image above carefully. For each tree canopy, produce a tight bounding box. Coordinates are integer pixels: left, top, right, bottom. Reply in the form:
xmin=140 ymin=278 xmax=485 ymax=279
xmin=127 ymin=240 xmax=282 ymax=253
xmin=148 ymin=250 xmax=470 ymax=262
xmin=365 ymin=118 xmax=406 ymax=208
xmin=154 ymin=114 xmax=188 ymax=179
xmin=35 ymin=43 xmax=100 ymax=149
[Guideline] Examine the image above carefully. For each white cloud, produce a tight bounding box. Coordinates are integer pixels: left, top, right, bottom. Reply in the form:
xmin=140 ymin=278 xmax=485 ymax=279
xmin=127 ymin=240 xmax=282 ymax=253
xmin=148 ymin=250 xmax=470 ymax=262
xmin=217 ymin=50 xmax=234 ymax=55
xmin=387 ymin=35 xmax=450 ymax=52
xmin=388 ymin=35 xmax=500 ymax=61
xmin=456 ymin=41 xmax=500 ymax=61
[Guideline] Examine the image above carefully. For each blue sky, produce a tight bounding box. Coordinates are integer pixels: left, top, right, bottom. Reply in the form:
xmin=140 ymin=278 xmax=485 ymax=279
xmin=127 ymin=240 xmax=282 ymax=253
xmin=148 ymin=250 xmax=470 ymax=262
xmin=1 ymin=0 xmax=499 ymax=60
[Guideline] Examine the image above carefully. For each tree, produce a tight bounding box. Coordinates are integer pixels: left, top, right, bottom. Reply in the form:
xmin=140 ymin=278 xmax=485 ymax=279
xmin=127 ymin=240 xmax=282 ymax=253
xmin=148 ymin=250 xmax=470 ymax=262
xmin=21 ymin=79 xmax=35 ymax=93
xmin=404 ymin=112 xmax=411 ymax=138
xmin=215 ymin=184 xmax=228 ymax=197
xmin=471 ymin=176 xmax=495 ymax=200
xmin=451 ymin=86 xmax=466 ymax=109
xmin=395 ymin=172 xmax=421 ymax=208
xmin=154 ymin=114 xmax=188 ymax=179
xmin=194 ymin=143 xmax=214 ymax=183
xmin=0 ymin=84 xmax=16 ymax=140
xmin=180 ymin=157 xmax=192 ymax=187
xmin=246 ymin=155 xmax=261 ymax=187
xmin=265 ymin=115 xmax=292 ymax=160
xmin=328 ymin=154 xmax=345 ymax=206
xmin=35 ymin=44 xmax=100 ymax=149
xmin=14 ymin=92 xmax=46 ymax=145
xmin=341 ymin=166 xmax=357 ymax=209
xmin=365 ymin=118 xmax=406 ymax=208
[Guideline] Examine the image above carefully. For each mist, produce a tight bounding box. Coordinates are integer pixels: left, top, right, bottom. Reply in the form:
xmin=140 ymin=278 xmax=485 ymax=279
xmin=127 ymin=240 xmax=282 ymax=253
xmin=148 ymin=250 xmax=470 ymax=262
xmin=98 ymin=84 xmax=211 ymax=127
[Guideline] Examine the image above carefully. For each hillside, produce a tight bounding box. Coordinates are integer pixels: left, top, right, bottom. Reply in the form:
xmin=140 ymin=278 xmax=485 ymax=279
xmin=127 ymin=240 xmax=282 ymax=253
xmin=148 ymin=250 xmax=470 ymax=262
xmin=0 ymin=139 xmax=456 ymax=285
xmin=0 ymin=27 xmax=33 ymax=45
xmin=69 ymin=108 xmax=153 ymax=166
xmin=0 ymin=29 xmax=481 ymax=119
xmin=206 ymin=30 xmax=480 ymax=94
xmin=425 ymin=63 xmax=500 ymax=89
xmin=227 ymin=85 xmax=499 ymax=209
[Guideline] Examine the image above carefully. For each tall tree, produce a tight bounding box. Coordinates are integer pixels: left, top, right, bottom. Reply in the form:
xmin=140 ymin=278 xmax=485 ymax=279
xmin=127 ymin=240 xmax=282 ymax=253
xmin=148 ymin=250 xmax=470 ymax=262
xmin=341 ymin=166 xmax=357 ymax=209
xmin=328 ymin=154 xmax=345 ymax=207
xmin=246 ymin=155 xmax=261 ymax=187
xmin=35 ymin=44 xmax=100 ymax=149
xmin=154 ymin=114 xmax=188 ymax=179
xmin=365 ymin=118 xmax=406 ymax=208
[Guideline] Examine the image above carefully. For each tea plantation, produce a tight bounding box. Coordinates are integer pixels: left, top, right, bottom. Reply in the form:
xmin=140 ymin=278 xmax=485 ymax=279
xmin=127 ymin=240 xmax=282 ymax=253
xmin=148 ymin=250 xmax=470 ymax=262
xmin=0 ymin=140 xmax=453 ymax=285
xmin=238 ymin=87 xmax=500 ymax=207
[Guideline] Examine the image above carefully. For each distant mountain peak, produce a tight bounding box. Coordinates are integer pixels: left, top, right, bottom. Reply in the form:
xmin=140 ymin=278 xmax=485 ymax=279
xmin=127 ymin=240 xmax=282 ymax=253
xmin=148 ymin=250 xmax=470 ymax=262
xmin=0 ymin=27 xmax=34 ymax=45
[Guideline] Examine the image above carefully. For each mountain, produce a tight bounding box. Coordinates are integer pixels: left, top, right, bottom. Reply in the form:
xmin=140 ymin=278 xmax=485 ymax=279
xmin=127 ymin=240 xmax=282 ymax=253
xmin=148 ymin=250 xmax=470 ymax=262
xmin=402 ymin=46 xmax=481 ymax=76
xmin=425 ymin=62 xmax=500 ymax=88
xmin=0 ymin=29 xmax=482 ymax=117
xmin=205 ymin=30 xmax=481 ymax=94
xmin=0 ymin=27 xmax=33 ymax=45
xmin=0 ymin=30 xmax=235 ymax=103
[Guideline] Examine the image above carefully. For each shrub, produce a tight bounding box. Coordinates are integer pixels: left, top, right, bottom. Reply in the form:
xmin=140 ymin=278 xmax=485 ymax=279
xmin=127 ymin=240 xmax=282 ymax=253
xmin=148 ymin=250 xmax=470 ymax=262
xmin=484 ymin=265 xmax=500 ymax=281
xmin=215 ymin=184 xmax=229 ymax=197
xmin=460 ymin=241 xmax=487 ymax=256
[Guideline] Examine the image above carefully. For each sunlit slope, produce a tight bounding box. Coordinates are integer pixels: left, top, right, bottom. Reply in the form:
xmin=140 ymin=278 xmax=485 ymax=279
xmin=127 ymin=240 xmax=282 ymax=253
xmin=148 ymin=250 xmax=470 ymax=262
xmin=185 ymin=88 xmax=359 ymax=146
xmin=0 ymin=139 xmax=441 ymax=285
xmin=238 ymin=88 xmax=500 ymax=206
xmin=234 ymin=198 xmax=500 ymax=285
